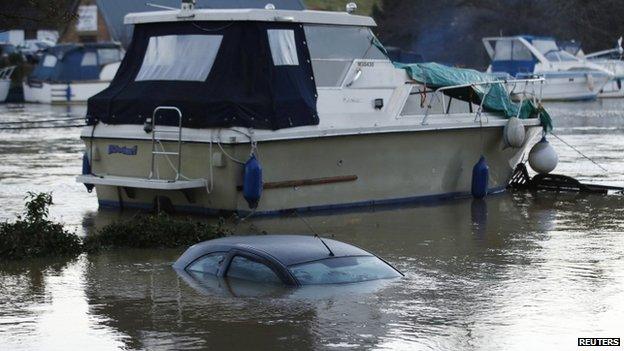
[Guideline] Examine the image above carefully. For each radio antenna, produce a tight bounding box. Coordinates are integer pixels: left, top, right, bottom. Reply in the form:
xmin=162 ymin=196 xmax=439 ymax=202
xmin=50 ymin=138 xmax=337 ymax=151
xmin=295 ymin=211 xmax=334 ymax=256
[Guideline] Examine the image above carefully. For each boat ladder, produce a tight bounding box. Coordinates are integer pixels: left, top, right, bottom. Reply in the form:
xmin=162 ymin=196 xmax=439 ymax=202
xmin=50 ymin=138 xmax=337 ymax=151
xmin=149 ymin=106 xmax=183 ymax=181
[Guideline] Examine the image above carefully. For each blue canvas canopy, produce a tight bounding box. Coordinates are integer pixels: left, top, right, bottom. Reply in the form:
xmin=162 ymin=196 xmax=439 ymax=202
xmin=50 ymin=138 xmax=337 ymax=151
xmin=29 ymin=43 xmax=122 ymax=83
xmin=395 ymin=62 xmax=553 ymax=131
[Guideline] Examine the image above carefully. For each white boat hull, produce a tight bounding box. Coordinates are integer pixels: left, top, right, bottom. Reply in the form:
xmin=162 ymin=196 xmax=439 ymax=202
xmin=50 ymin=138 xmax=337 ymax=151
xmin=22 ymin=80 xmax=111 ymax=104
xmin=0 ymin=79 xmax=9 ymax=103
xmin=512 ymin=73 xmax=610 ymax=101
xmin=79 ymin=118 xmax=542 ymax=215
xmin=598 ymin=78 xmax=624 ymax=98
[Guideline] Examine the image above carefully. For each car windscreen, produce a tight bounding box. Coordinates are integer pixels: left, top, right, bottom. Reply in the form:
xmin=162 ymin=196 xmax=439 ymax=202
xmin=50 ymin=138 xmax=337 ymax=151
xmin=289 ymin=256 xmax=401 ymax=285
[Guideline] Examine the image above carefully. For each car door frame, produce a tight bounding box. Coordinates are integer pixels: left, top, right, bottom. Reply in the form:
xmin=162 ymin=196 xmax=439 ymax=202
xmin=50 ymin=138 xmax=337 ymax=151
xmin=217 ymin=247 xmax=299 ymax=286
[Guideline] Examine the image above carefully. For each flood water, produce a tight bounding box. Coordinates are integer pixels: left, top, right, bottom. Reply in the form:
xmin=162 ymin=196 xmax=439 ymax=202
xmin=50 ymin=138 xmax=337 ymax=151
xmin=1 ymin=101 xmax=623 ymax=350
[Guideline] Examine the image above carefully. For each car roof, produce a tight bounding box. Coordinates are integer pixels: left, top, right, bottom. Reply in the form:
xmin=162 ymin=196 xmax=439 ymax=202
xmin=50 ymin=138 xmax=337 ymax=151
xmin=175 ymin=235 xmax=373 ymax=268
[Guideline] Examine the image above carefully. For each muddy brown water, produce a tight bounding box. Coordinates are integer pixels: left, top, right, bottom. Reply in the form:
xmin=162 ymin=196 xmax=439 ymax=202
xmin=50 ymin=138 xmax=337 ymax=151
xmin=1 ymin=101 xmax=623 ymax=350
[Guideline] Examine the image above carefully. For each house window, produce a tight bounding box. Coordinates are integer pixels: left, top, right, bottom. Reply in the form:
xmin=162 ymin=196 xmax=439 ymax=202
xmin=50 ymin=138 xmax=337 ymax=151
xmin=136 ymin=34 xmax=223 ymax=82
xmin=267 ymin=29 xmax=299 ymax=66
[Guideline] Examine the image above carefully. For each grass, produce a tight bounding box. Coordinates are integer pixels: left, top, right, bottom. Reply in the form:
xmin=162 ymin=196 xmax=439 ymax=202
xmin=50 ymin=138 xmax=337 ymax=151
xmin=0 ymin=192 xmax=229 ymax=260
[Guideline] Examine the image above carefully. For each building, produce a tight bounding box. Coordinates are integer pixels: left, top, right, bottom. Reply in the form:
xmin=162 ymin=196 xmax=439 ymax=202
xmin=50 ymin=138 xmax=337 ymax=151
xmin=61 ymin=0 xmax=305 ymax=47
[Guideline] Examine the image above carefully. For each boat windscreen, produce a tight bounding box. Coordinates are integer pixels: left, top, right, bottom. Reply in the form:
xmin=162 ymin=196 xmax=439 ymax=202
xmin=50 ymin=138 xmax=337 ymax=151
xmin=87 ymin=21 xmax=318 ymax=130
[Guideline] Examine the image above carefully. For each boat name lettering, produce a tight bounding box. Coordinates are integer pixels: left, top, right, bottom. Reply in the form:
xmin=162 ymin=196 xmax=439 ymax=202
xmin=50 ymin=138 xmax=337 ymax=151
xmin=357 ymin=62 xmax=375 ymax=67
xmin=343 ymin=97 xmax=362 ymax=103
xmin=108 ymin=145 xmax=138 ymax=156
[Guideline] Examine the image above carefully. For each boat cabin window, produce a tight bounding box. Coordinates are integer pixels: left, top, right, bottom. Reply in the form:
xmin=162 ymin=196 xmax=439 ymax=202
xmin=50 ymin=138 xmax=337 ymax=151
xmin=532 ymin=39 xmax=559 ymax=55
xmin=187 ymin=252 xmax=226 ymax=275
xmin=304 ymin=25 xmax=387 ymax=86
xmin=267 ymin=29 xmax=299 ymax=66
xmin=81 ymin=52 xmax=97 ymax=66
xmin=136 ymin=34 xmax=223 ymax=82
xmin=98 ymin=48 xmax=122 ymax=65
xmin=493 ymin=39 xmax=532 ymax=61
xmin=226 ymin=256 xmax=282 ymax=284
xmin=42 ymin=54 xmax=57 ymax=67
xmin=532 ymin=39 xmax=577 ymax=62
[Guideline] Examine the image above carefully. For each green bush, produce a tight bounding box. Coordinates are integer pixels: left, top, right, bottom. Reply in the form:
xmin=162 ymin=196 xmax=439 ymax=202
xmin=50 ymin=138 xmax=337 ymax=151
xmin=0 ymin=192 xmax=82 ymax=260
xmin=1 ymin=192 xmax=230 ymax=259
xmin=84 ymin=215 xmax=229 ymax=252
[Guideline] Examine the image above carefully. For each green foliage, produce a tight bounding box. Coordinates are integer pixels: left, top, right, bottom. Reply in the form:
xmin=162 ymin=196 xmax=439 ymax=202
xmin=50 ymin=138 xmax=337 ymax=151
xmin=0 ymin=192 xmax=82 ymax=260
xmin=83 ymin=215 xmax=229 ymax=252
xmin=1 ymin=193 xmax=231 ymax=260
xmin=373 ymin=0 xmax=624 ymax=68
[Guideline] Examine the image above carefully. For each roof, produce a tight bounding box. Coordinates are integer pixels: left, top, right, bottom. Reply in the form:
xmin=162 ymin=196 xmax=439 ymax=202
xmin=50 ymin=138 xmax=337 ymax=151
xmin=96 ymin=0 xmax=306 ymax=48
xmin=125 ymin=8 xmax=377 ymax=27
xmin=175 ymin=235 xmax=372 ymax=267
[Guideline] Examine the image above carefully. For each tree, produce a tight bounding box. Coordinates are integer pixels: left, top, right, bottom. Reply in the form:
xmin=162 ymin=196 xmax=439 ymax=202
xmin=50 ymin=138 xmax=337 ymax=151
xmin=0 ymin=0 xmax=77 ymax=32
xmin=373 ymin=0 xmax=624 ymax=68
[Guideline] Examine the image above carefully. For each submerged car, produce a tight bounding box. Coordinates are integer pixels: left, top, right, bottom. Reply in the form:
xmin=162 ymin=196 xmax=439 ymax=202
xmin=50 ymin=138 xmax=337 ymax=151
xmin=173 ymin=235 xmax=402 ymax=286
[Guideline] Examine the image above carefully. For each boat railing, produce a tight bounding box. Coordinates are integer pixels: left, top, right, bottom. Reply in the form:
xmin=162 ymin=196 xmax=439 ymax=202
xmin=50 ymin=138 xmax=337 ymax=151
xmin=0 ymin=66 xmax=16 ymax=80
xmin=418 ymin=77 xmax=545 ymax=125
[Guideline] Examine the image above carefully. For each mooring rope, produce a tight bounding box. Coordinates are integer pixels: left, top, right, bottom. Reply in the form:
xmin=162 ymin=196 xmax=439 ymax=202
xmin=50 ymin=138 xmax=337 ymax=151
xmin=551 ymin=132 xmax=609 ymax=172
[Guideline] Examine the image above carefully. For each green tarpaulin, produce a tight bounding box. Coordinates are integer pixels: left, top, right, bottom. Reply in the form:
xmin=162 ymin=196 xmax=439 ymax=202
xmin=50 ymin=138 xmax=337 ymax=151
xmin=394 ymin=62 xmax=553 ymax=132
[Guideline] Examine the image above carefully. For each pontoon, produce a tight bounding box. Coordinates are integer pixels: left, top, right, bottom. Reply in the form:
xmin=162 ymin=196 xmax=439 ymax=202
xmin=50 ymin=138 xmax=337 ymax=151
xmin=77 ymin=3 xmax=549 ymax=215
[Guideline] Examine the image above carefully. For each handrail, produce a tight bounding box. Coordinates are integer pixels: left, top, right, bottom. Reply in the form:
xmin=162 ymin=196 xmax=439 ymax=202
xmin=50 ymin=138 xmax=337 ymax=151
xmin=416 ymin=77 xmax=545 ymax=125
xmin=149 ymin=106 xmax=183 ymax=181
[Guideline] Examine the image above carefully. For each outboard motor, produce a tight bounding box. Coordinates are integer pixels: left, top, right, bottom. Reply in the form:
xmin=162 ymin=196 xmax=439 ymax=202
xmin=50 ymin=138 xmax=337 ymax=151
xmin=243 ymin=154 xmax=263 ymax=209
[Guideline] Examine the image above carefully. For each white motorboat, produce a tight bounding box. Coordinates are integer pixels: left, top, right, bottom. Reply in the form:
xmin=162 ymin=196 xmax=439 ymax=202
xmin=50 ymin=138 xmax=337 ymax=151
xmin=483 ymin=36 xmax=612 ymax=101
xmin=76 ymin=2 xmax=550 ymax=215
xmin=23 ymin=43 xmax=123 ymax=104
xmin=0 ymin=65 xmax=15 ymax=102
xmin=582 ymin=38 xmax=624 ymax=98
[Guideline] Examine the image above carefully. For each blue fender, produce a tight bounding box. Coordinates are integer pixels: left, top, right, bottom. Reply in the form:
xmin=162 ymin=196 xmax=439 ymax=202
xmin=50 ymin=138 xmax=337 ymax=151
xmin=471 ymin=156 xmax=489 ymax=199
xmin=82 ymin=152 xmax=94 ymax=193
xmin=243 ymin=154 xmax=263 ymax=209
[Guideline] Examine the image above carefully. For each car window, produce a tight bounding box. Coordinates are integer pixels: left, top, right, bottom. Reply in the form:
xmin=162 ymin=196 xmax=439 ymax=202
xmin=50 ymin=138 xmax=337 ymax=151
xmin=187 ymin=252 xmax=226 ymax=275
xmin=290 ymin=256 xmax=401 ymax=285
xmin=226 ymin=256 xmax=282 ymax=284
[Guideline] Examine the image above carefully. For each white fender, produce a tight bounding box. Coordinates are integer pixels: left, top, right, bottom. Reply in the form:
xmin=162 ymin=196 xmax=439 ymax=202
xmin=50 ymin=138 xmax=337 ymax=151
xmin=528 ymin=137 xmax=559 ymax=174
xmin=503 ymin=117 xmax=526 ymax=148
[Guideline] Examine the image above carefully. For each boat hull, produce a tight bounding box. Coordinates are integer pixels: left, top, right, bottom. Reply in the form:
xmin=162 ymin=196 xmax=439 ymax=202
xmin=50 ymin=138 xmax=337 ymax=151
xmin=22 ymin=81 xmax=110 ymax=104
xmin=598 ymin=78 xmax=624 ymax=98
xmin=511 ymin=74 xmax=609 ymax=101
xmin=83 ymin=124 xmax=542 ymax=215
